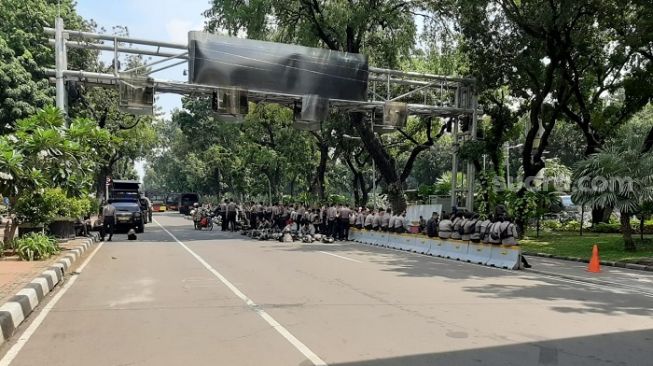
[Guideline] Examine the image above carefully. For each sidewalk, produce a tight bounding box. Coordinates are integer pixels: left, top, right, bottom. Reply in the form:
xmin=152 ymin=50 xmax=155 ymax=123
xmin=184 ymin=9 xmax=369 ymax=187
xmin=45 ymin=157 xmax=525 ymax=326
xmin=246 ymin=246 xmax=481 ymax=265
xmin=0 ymin=238 xmax=95 ymax=304
xmin=524 ymin=255 xmax=653 ymax=294
xmin=0 ymin=236 xmax=97 ymax=345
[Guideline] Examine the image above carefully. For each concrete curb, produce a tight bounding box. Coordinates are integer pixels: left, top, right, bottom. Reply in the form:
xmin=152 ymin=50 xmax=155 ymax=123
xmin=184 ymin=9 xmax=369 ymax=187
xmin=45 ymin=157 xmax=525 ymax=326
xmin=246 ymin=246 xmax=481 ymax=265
xmin=0 ymin=236 xmax=98 ymax=345
xmin=523 ymin=252 xmax=653 ymax=272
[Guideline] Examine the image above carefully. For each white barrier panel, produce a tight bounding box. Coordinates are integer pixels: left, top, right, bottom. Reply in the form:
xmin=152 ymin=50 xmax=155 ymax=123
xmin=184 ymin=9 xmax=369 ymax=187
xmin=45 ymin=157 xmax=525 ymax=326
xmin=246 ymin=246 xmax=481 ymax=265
xmin=486 ymin=245 xmax=521 ymax=269
xmin=357 ymin=229 xmax=370 ymax=244
xmin=428 ymin=238 xmax=446 ymax=257
xmin=371 ymin=230 xmax=384 ymax=246
xmin=466 ymin=243 xmax=492 ymax=265
xmin=442 ymin=240 xmax=469 ymax=261
xmin=395 ymin=234 xmax=415 ymax=252
xmin=364 ymin=230 xmax=377 ymax=245
xmin=350 ymin=231 xmax=521 ymax=270
xmin=349 ymin=229 xmax=361 ymax=242
xmin=380 ymin=231 xmax=394 ymax=248
xmin=378 ymin=231 xmax=390 ymax=247
xmin=413 ymin=237 xmax=431 ymax=254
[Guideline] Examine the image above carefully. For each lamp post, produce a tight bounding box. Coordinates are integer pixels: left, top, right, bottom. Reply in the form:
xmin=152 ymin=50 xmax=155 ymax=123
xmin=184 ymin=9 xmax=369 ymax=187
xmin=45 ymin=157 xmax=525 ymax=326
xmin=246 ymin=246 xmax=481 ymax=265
xmin=505 ymin=143 xmax=523 ymax=188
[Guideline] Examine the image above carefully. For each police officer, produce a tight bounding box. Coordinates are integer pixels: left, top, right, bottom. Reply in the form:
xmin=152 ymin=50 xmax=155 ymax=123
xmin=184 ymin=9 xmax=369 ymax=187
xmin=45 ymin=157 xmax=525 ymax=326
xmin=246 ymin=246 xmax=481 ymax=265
xmin=381 ymin=208 xmax=391 ymax=232
xmin=338 ymin=204 xmax=351 ymax=240
xmin=364 ymin=209 xmax=374 ymax=230
xmin=101 ymin=201 xmax=116 ymax=242
xmin=253 ymin=201 xmax=263 ymax=229
xmin=226 ymin=199 xmax=237 ymax=232
xmin=219 ymin=199 xmax=228 ymax=231
xmin=372 ymin=210 xmax=381 ymax=231
xmin=355 ymin=208 xmax=365 ymax=230
xmin=326 ymin=204 xmax=338 ymax=238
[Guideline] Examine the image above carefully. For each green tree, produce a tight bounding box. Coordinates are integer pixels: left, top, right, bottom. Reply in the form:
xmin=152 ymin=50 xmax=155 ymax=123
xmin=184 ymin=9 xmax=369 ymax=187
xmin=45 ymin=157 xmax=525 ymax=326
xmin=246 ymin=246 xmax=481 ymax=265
xmin=456 ymin=0 xmax=653 ymax=226
xmin=203 ymin=0 xmax=454 ymax=212
xmin=68 ymin=54 xmax=158 ymax=198
xmin=572 ymin=117 xmax=653 ymax=251
xmin=0 ymin=0 xmax=93 ymax=132
xmin=0 ymin=107 xmax=110 ymax=242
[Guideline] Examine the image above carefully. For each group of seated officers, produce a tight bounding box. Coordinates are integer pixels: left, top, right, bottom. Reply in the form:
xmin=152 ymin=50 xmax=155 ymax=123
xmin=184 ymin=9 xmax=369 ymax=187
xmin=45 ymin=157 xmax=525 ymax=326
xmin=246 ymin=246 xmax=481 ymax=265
xmin=433 ymin=210 xmax=518 ymax=245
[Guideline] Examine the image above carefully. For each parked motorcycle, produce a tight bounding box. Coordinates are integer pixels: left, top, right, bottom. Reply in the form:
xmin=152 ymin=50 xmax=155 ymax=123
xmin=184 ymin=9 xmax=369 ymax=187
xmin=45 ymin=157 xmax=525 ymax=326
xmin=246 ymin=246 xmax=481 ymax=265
xmin=193 ymin=209 xmax=214 ymax=231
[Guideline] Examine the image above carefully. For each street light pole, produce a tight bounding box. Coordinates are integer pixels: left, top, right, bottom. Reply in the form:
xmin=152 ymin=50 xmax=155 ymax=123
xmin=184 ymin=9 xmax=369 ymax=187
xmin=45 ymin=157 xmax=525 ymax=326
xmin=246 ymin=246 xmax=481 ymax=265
xmin=54 ymin=17 xmax=68 ymax=118
xmin=505 ymin=143 xmax=523 ymax=188
xmin=505 ymin=144 xmax=510 ymax=187
xmin=371 ymin=117 xmax=377 ymax=210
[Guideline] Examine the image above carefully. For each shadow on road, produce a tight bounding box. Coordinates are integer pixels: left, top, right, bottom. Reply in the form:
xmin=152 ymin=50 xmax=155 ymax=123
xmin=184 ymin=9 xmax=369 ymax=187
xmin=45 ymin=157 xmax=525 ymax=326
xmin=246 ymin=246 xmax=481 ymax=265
xmin=463 ymin=282 xmax=653 ymax=317
xmin=281 ymin=242 xmax=653 ymax=317
xmin=112 ymin=218 xmax=653 ymax=318
xmin=328 ymin=328 xmax=653 ymax=366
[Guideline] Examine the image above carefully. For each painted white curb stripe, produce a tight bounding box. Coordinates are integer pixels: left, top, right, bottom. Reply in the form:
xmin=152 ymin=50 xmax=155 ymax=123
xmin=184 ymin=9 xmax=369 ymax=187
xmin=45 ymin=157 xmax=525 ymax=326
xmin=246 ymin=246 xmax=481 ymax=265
xmin=0 ymin=303 xmax=24 ymax=330
xmin=154 ymin=219 xmax=328 ymax=366
xmin=30 ymin=278 xmax=49 ymax=297
xmin=15 ymin=289 xmax=38 ymax=310
xmin=43 ymin=270 xmax=58 ymax=286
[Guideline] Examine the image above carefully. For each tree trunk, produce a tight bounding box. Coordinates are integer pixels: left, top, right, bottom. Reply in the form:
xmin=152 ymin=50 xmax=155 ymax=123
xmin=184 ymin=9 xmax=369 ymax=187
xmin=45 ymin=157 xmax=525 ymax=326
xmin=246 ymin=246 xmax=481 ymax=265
xmin=312 ymin=140 xmax=328 ymax=201
xmin=620 ymin=212 xmax=636 ymax=251
xmin=360 ymin=178 xmax=370 ymax=208
xmin=352 ymin=174 xmax=360 ymax=207
xmin=387 ymin=182 xmax=406 ymax=213
xmin=3 ymin=219 xmax=18 ymax=250
xmin=289 ymin=176 xmax=295 ymax=197
xmin=591 ymin=207 xmax=612 ymax=224
xmin=350 ymin=113 xmax=407 ymax=212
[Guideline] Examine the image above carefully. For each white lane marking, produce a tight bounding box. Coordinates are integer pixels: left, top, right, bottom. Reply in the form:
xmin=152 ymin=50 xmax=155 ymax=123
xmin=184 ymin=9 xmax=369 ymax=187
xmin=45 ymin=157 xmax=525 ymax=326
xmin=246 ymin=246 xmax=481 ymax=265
xmin=154 ymin=219 xmax=328 ymax=366
xmin=0 ymin=242 xmax=104 ymax=366
xmin=318 ymin=251 xmax=362 ymax=264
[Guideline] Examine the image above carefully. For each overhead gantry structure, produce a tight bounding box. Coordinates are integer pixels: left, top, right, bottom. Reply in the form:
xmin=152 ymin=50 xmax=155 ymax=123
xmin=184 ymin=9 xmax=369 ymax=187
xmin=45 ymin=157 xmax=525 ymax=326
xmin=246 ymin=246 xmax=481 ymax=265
xmin=45 ymin=17 xmax=480 ymax=211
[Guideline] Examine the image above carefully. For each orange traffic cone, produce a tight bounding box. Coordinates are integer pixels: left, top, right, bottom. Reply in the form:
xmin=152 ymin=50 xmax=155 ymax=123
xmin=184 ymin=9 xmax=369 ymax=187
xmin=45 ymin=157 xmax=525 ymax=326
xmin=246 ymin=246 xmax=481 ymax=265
xmin=587 ymin=244 xmax=601 ymax=273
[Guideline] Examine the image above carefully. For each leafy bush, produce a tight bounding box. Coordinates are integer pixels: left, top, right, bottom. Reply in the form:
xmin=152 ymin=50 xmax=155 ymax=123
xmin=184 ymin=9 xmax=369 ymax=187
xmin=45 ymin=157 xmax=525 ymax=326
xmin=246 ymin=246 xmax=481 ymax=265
xmin=327 ymin=194 xmax=348 ymax=205
xmin=15 ymin=233 xmax=59 ymax=261
xmin=14 ymin=188 xmax=68 ymax=225
xmin=562 ymin=220 xmax=581 ymax=231
xmin=66 ymin=196 xmax=92 ymax=218
xmin=590 ymin=223 xmax=621 ymax=233
xmin=14 ymin=188 xmax=94 ymax=225
xmin=541 ymin=220 xmax=562 ymax=230
xmin=540 ymin=219 xmax=588 ymax=232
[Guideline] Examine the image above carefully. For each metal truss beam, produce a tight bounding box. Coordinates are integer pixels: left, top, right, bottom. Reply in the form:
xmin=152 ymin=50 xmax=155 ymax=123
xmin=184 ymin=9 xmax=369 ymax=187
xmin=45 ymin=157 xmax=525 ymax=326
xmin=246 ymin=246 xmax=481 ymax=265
xmin=47 ymin=69 xmax=475 ymax=117
xmin=47 ymin=19 xmax=479 ymax=211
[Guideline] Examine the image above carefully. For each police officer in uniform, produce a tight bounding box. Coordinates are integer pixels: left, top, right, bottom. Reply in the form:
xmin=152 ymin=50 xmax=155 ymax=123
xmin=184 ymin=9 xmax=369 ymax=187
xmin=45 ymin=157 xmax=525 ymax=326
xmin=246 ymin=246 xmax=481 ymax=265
xmin=219 ymin=199 xmax=228 ymax=231
xmin=226 ymin=199 xmax=237 ymax=232
xmin=101 ymin=201 xmax=116 ymax=241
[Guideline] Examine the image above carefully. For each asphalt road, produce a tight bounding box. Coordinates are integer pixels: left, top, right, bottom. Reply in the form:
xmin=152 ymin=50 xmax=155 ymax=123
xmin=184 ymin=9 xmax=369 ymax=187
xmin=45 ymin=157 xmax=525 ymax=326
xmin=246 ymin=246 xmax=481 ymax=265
xmin=1 ymin=213 xmax=652 ymax=366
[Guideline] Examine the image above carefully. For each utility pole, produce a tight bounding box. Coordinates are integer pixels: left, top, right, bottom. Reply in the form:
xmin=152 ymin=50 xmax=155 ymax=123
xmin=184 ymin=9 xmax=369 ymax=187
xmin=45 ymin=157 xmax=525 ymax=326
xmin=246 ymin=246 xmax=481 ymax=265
xmin=54 ymin=17 xmax=68 ymax=119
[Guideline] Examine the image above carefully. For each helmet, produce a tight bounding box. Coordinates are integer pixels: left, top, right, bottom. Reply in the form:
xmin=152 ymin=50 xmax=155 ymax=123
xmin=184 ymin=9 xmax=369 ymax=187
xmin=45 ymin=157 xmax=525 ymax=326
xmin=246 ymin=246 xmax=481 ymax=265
xmin=302 ymin=235 xmax=314 ymax=243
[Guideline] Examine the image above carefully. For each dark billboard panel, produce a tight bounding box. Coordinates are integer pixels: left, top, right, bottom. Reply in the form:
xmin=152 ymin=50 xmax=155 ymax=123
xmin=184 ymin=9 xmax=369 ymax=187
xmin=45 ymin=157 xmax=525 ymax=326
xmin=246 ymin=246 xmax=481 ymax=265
xmin=188 ymin=32 xmax=369 ymax=101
